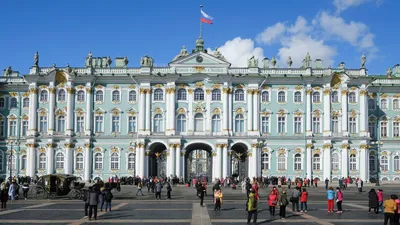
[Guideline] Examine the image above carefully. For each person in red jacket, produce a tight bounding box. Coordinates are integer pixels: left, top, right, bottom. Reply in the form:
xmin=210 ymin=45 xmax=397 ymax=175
xmin=268 ymin=190 xmax=278 ymax=216
xmin=300 ymin=188 xmax=308 ymax=212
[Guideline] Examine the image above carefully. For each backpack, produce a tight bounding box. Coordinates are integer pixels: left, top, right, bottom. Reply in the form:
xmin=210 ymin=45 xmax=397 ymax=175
xmin=105 ymin=192 xmax=113 ymax=201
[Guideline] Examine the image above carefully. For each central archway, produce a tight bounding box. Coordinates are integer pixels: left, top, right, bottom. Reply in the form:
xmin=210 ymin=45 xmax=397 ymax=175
xmin=185 ymin=143 xmax=213 ymax=182
xmin=231 ymin=143 xmax=248 ymax=181
xmin=148 ymin=142 xmax=168 ymax=178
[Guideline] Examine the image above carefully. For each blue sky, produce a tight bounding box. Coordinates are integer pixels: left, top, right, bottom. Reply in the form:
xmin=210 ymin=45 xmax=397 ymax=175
xmin=0 ymin=0 xmax=398 ymax=75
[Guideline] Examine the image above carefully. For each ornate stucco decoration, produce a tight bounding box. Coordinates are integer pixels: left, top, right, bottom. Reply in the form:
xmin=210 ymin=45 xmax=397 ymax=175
xmin=278 ymin=86 xmax=286 ymax=90
xmin=350 ymin=86 xmax=358 ymax=91
xmin=295 ymin=148 xmax=302 ymax=153
xmin=188 ymin=89 xmax=194 ymax=94
xmin=313 ymin=148 xmax=321 ymax=155
xmin=29 ymin=87 xmax=38 ymax=94
xmin=195 ymin=82 xmax=204 ymax=88
xmin=129 ymin=84 xmax=136 ymax=89
xmin=262 ymin=85 xmax=270 ymax=90
xmin=236 ymin=84 xmax=245 ymax=89
xmin=332 ymin=84 xmax=340 ymax=90
xmin=278 ymin=148 xmax=286 ymax=155
xmin=76 ymin=147 xmax=84 ymax=153
xmin=38 ymin=108 xmax=47 ymax=116
xmin=76 ymin=108 xmax=85 ymax=116
xmin=261 ymin=111 xmax=270 ymax=116
xmin=262 ymin=148 xmax=269 ymax=153
xmin=22 ymin=92 xmax=29 ymax=97
xmin=277 ymin=109 xmax=286 ymax=116
xmin=341 ymin=144 xmax=349 ymax=149
xmin=39 ymin=147 xmax=46 ymax=153
xmin=111 ymin=108 xmax=120 ymax=116
xmin=95 ymin=84 xmax=103 ymax=90
xmin=75 ymin=85 xmax=85 ymax=90
xmin=94 ymin=147 xmax=102 ymax=153
xmin=111 ymin=147 xmax=119 ymax=153
xmin=349 ymin=149 xmax=358 ymax=155
xmin=154 ymin=84 xmax=164 ymax=88
xmin=368 ymin=93 xmax=376 ymax=99
xmin=127 ymin=110 xmax=136 ymax=116
xmin=9 ymin=92 xmax=18 ymax=97
xmin=178 ymin=84 xmax=187 ymax=88
xmin=194 ymin=66 xmax=204 ymax=73
xmin=349 ymin=110 xmax=358 ymax=118
xmin=306 ymin=143 xmax=313 ymax=149
xmin=323 ymin=143 xmax=332 ymax=149
xmin=360 ymin=144 xmax=369 ymax=149
xmin=294 ymin=111 xmax=303 ymax=116
xmin=212 ymin=108 xmax=221 ymax=115
xmin=177 ymin=108 xmax=186 ymax=114
xmin=154 ymin=107 xmax=162 ymax=114
xmin=313 ymin=86 xmax=321 ymax=91
xmin=236 ymin=108 xmax=244 ymax=114
xmin=381 ymin=93 xmax=388 ymax=98
xmin=359 ymin=90 xmax=367 ymax=96
xmin=295 ymin=85 xmax=303 ymax=90
xmin=212 ymin=84 xmax=221 ymax=89
xmin=323 ymin=88 xmax=331 ymax=95
xmin=331 ymin=111 xmax=340 ymax=117
xmin=21 ymin=114 xmax=29 ymax=120
xmin=8 ymin=115 xmax=17 ymax=121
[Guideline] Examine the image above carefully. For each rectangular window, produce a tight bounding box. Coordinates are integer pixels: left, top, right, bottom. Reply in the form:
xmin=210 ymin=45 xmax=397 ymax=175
xmin=278 ymin=116 xmax=285 ymax=133
xmin=369 ymin=121 xmax=375 ymax=138
xmin=380 ymin=121 xmax=387 ymax=137
xmin=22 ymin=121 xmax=28 ymax=136
xmin=39 ymin=116 xmax=47 ymax=133
xmin=294 ymin=157 xmax=302 ymax=170
xmin=128 ymin=116 xmax=137 ymax=133
xmin=294 ymin=117 xmax=302 ymax=134
xmin=278 ymin=157 xmax=286 ymax=170
xmin=95 ymin=116 xmax=104 ymax=133
xmin=76 ymin=116 xmax=84 ymax=133
xmin=312 ymin=117 xmax=320 ymax=134
xmin=313 ymin=156 xmax=321 ymax=170
xmin=0 ymin=120 xmax=4 ymax=137
xmin=394 ymin=122 xmax=400 ymax=138
xmin=261 ymin=116 xmax=269 ymax=133
xmin=9 ymin=121 xmax=17 ymax=136
xmin=349 ymin=117 xmax=357 ymax=134
xmin=261 ymin=154 xmax=269 ymax=170
xmin=369 ymin=156 xmax=375 ymax=171
xmin=112 ymin=116 xmax=120 ymax=132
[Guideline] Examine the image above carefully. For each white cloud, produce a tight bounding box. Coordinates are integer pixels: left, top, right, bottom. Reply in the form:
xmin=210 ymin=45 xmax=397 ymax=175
xmin=256 ymin=22 xmax=285 ymax=45
xmin=333 ymin=0 xmax=383 ymax=13
xmin=209 ymin=37 xmax=264 ymax=67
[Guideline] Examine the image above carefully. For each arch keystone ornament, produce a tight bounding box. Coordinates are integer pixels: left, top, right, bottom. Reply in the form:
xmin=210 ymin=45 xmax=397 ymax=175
xmin=312 ymin=148 xmax=321 ymax=155
xmin=341 ymin=144 xmax=349 ymax=149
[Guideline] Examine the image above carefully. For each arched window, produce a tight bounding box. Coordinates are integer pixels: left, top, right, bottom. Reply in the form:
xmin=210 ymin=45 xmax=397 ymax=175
xmin=153 ymin=114 xmax=164 ymax=132
xmin=56 ymin=152 xmax=64 ymax=169
xmin=278 ymin=91 xmax=286 ymax=102
xmin=262 ymin=91 xmax=270 ymax=102
xmin=294 ymin=91 xmax=302 ymax=103
xmin=349 ymin=154 xmax=357 ymax=170
xmin=127 ymin=153 xmax=135 ymax=170
xmin=331 ymin=116 xmax=339 ymax=134
xmin=235 ymin=114 xmax=244 ymax=132
xmin=394 ymin=99 xmax=400 ymax=110
xmin=381 ymin=155 xmax=388 ymax=171
xmin=313 ymin=154 xmax=321 ymax=170
xmin=40 ymin=90 xmax=48 ymax=102
xmin=23 ymin=98 xmax=29 ymax=107
xmin=58 ymin=89 xmax=66 ymax=101
xmin=194 ymin=88 xmax=204 ymax=101
xmin=312 ymin=92 xmax=321 ymax=103
xmin=177 ymin=114 xmax=187 ymax=133
xmin=153 ymin=88 xmax=164 ymax=101
xmin=349 ymin=92 xmax=357 ymax=103
xmin=332 ymin=153 xmax=339 ymax=170
xmin=261 ymin=153 xmax=269 ymax=170
xmin=95 ymin=90 xmax=103 ymax=101
xmin=129 ymin=90 xmax=137 ymax=102
xmin=177 ymin=89 xmax=187 ymax=100
xmin=10 ymin=98 xmax=17 ymax=108
xmin=112 ymin=90 xmax=120 ymax=101
xmin=212 ymin=89 xmax=221 ymax=101
xmin=94 ymin=153 xmax=103 ymax=170
xmin=211 ymin=114 xmax=221 ymax=132
xmin=278 ymin=154 xmax=286 ymax=170
xmin=234 ymin=89 xmax=244 ymax=101
xmin=261 ymin=116 xmax=269 ymax=133
xmin=57 ymin=116 xmax=65 ymax=132
xmin=394 ymin=156 xmax=400 ymax=171
xmin=194 ymin=113 xmax=204 ymax=132
xmin=21 ymin=155 xmax=27 ymax=170
xmin=39 ymin=153 xmax=47 ymax=170
xmin=294 ymin=154 xmax=302 ymax=170
xmin=331 ymin=91 xmax=339 ymax=103
xmin=369 ymin=155 xmax=376 ymax=171
xmin=77 ymin=90 xmax=85 ymax=102
xmin=110 ymin=153 xmax=119 ymax=170
xmin=76 ymin=153 xmax=84 ymax=170
xmin=0 ymin=98 xmax=5 ymax=108
xmin=381 ymin=99 xmax=388 ymax=110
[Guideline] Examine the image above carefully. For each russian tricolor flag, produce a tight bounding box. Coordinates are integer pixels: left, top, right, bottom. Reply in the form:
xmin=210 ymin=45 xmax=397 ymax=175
xmin=200 ymin=9 xmax=213 ymax=24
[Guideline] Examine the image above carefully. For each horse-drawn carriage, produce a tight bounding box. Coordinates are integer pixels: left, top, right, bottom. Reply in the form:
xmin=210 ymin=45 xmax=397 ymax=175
xmin=29 ymin=174 xmax=86 ymax=199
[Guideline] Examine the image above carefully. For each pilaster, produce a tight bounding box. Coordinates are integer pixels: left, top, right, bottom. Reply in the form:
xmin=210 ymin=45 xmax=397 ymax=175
xmin=359 ymin=89 xmax=368 ymax=137
xmin=48 ymin=84 xmax=56 ymax=136
xmin=170 ymin=87 xmax=176 ymax=135
xmin=323 ymin=87 xmax=331 ymax=137
xmin=167 ymin=143 xmax=175 ymax=176
xmin=64 ymin=142 xmax=73 ymax=175
xmin=66 ymin=82 xmax=75 ymax=136
xmin=84 ymin=142 xmax=91 ymax=182
xmin=252 ymin=90 xmax=260 ymax=135
xmin=187 ymin=89 xmax=194 ymax=134
xmin=205 ymin=89 xmax=211 ymax=133
xmin=323 ymin=142 xmax=332 ymax=180
xmin=247 ymin=89 xmax=253 ymax=132
xmin=341 ymin=89 xmax=349 ymax=136
xmin=228 ymin=88 xmax=233 ymax=136
xmin=145 ymin=89 xmax=151 ymax=135
xmin=306 ymin=88 xmax=312 ymax=136
xmin=135 ymin=144 xmax=140 ymax=177
xmin=306 ymin=142 xmax=313 ymax=179
xmin=138 ymin=143 xmax=145 ymax=178
xmin=341 ymin=141 xmax=349 ymax=178
xmin=222 ymin=144 xmax=229 ymax=178
xmin=46 ymin=143 xmax=54 ymax=175
xmin=175 ymin=144 xmax=181 ymax=177
xmin=26 ymin=143 xmax=36 ymax=177
xmin=85 ymin=85 xmax=92 ymax=136
xmin=28 ymin=85 xmax=38 ymax=136
xmin=138 ymin=88 xmax=146 ymax=135
xmin=250 ymin=143 xmax=258 ymax=178
xmin=222 ymin=88 xmax=229 ymax=135
xmin=359 ymin=142 xmax=368 ymax=181
xmin=216 ymin=144 xmax=222 ymax=179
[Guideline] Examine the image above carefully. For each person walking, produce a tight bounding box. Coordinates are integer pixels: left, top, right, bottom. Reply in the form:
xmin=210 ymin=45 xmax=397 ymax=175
xmin=368 ymin=189 xmax=379 ymax=214
xmin=8 ymin=180 xmax=16 ymax=201
xmin=383 ymin=195 xmax=397 ymax=225
xmin=278 ymin=189 xmax=289 ymax=220
xmin=327 ymin=186 xmax=335 ymax=212
xmin=214 ymin=189 xmax=223 ymax=211
xmin=104 ymin=189 xmax=113 ymax=212
xmin=394 ymin=196 xmax=400 ymax=225
xmin=22 ymin=183 xmax=29 ymax=200
xmin=300 ymin=188 xmax=308 ymax=213
xmin=88 ymin=187 xmax=99 ymax=221
xmin=136 ymin=182 xmax=144 ymax=196
xmin=247 ymin=188 xmax=258 ymax=224
xmin=198 ymin=182 xmax=205 ymax=207
xmin=336 ymin=187 xmax=343 ymax=213
xmin=0 ymin=182 xmax=8 ymax=211
xmin=83 ymin=188 xmax=90 ymax=218
xmin=291 ymin=187 xmax=301 ymax=212
xmin=268 ymin=190 xmax=278 ymax=216
xmin=378 ymin=189 xmax=384 ymax=213
xmin=324 ymin=178 xmax=329 ymax=190
xmin=155 ymin=181 xmax=163 ymax=200
xmin=357 ymin=179 xmax=363 ymax=193
xmin=98 ymin=187 xmax=105 ymax=212
xmin=166 ymin=181 xmax=172 ymax=199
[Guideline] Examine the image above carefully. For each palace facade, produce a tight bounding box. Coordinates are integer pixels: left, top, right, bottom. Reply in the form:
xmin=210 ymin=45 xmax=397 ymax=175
xmin=1 ymin=37 xmax=400 ymax=182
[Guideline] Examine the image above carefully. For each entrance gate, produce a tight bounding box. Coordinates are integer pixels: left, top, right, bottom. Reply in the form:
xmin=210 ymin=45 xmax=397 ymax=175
xmin=186 ymin=149 xmax=212 ymax=180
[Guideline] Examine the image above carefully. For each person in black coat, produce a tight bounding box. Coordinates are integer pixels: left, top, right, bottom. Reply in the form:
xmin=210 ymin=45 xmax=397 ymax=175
xmin=197 ymin=183 xmax=206 ymax=207
xmin=368 ymin=189 xmax=379 ymax=214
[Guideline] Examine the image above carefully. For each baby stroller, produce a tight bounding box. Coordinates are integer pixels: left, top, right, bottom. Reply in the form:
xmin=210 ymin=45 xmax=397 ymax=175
xmin=231 ymin=183 xmax=236 ymax=190
xmin=214 ymin=197 xmax=221 ymax=210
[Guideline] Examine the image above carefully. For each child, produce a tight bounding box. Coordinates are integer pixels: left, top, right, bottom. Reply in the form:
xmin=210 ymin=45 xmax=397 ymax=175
xmin=214 ymin=189 xmax=223 ymax=211
xmin=104 ymin=189 xmax=113 ymax=212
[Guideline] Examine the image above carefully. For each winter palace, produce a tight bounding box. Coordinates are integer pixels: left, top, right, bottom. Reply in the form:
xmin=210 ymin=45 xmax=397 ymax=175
xmin=1 ymin=37 xmax=400 ymax=183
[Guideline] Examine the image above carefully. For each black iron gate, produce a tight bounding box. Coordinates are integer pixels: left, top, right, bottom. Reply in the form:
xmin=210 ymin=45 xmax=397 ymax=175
xmin=186 ymin=149 xmax=212 ymax=180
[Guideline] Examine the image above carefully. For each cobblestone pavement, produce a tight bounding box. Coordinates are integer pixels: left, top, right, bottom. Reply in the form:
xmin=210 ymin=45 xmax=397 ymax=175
xmin=0 ymin=184 xmax=398 ymax=224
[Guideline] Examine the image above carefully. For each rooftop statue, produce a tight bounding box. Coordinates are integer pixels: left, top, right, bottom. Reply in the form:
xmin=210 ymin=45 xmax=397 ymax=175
xmin=123 ymin=56 xmax=129 ymax=68
xmin=213 ymin=48 xmax=226 ymax=61
xmin=270 ymin=57 xmax=277 ymax=68
xmin=247 ymin=56 xmax=258 ymax=68
xmin=262 ymin=58 xmax=269 ymax=69
xmin=361 ymin=52 xmax=366 ymax=68
xmin=140 ymin=55 xmax=153 ymax=67
xmin=286 ymin=56 xmax=293 ymax=68
xmin=173 ymin=46 xmax=189 ymax=61
xmin=33 ymin=51 xmax=39 ymax=67
xmin=106 ymin=56 xmax=112 ymax=68
xmin=339 ymin=62 xmax=345 ymax=70
xmin=85 ymin=51 xmax=93 ymax=68
xmin=387 ymin=67 xmax=392 ymax=78
xmin=302 ymin=52 xmax=311 ymax=68
xmin=97 ymin=57 xmax=103 ymax=68
xmin=65 ymin=63 xmax=72 ymax=73
xmin=4 ymin=66 xmax=12 ymax=76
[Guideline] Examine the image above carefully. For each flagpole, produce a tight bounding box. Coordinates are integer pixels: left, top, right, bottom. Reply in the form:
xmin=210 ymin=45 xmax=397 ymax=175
xmin=200 ymin=5 xmax=203 ymax=38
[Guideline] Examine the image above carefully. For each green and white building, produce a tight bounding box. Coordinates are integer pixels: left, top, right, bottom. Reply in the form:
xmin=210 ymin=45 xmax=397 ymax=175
xmin=0 ymin=37 xmax=399 ymax=182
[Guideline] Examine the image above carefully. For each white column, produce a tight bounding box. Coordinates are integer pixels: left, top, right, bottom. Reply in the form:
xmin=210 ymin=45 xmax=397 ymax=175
xmin=85 ymin=85 xmax=92 ymax=136
xmin=306 ymin=89 xmax=312 ymax=136
xmin=48 ymin=85 xmax=56 ymax=135
xmin=341 ymin=143 xmax=349 ymax=178
xmin=323 ymin=88 xmax=331 ymax=136
xmin=135 ymin=146 xmax=140 ymax=177
xmin=216 ymin=144 xmax=222 ymax=179
xmin=84 ymin=143 xmax=91 ymax=181
xmin=247 ymin=90 xmax=253 ymax=132
xmin=66 ymin=84 xmax=74 ymax=136
xmin=46 ymin=143 xmax=54 ymax=175
xmin=28 ymin=86 xmax=38 ymax=136
xmin=144 ymin=151 xmax=149 ymax=178
xmin=175 ymin=144 xmax=181 ymax=177
xmin=188 ymin=89 xmax=193 ymax=133
xmin=360 ymin=144 xmax=368 ymax=181
xmin=139 ymin=88 xmax=146 ymax=134
xmin=145 ymin=89 xmax=151 ymax=133
xmin=228 ymin=89 xmax=233 ymax=135
xmin=212 ymin=150 xmax=217 ymax=180
xmin=170 ymin=87 xmax=176 ymax=135
xmin=64 ymin=143 xmax=73 ymax=175
xmin=253 ymin=90 xmax=259 ymax=133
xmin=222 ymin=144 xmax=229 ymax=178
xmin=359 ymin=89 xmax=368 ymax=136
xmin=341 ymin=89 xmax=348 ymax=136
xmin=250 ymin=144 xmax=257 ymax=178
xmin=222 ymin=88 xmax=229 ymax=135
xmin=205 ymin=89 xmax=211 ymax=133
xmin=26 ymin=144 xmax=36 ymax=177
xmin=165 ymin=88 xmax=171 ymax=133
xmin=139 ymin=144 xmax=145 ymax=178
xmin=306 ymin=143 xmax=312 ymax=180
xmin=323 ymin=144 xmax=331 ymax=180
xmin=167 ymin=144 xmax=175 ymax=176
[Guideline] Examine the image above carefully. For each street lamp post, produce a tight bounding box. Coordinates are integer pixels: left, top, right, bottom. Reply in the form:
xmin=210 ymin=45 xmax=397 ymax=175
xmin=155 ymin=152 xmax=162 ymax=178
xmin=235 ymin=152 xmax=243 ymax=180
xmin=372 ymin=141 xmax=383 ymax=186
xmin=6 ymin=139 xmax=17 ymax=182
xmin=257 ymin=140 xmax=266 ymax=178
